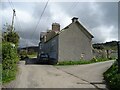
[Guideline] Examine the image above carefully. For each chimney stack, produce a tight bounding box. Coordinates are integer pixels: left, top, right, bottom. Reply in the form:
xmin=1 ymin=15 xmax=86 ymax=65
xmin=52 ymin=23 xmax=60 ymax=32
xmin=72 ymin=17 xmax=78 ymax=23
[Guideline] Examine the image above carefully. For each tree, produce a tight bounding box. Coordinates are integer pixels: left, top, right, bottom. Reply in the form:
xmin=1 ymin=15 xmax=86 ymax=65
xmin=3 ymin=24 xmax=19 ymax=46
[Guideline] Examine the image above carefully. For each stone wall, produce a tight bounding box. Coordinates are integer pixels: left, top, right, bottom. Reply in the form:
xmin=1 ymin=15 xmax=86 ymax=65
xmin=93 ymin=49 xmax=117 ymax=59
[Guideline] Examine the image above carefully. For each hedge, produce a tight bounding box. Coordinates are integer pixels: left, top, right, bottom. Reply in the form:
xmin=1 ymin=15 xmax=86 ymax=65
xmin=2 ymin=42 xmax=19 ymax=83
xmin=103 ymin=62 xmax=120 ymax=89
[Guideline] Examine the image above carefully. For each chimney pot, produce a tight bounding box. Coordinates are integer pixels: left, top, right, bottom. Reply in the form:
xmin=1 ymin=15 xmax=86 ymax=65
xmin=72 ymin=17 xmax=78 ymax=23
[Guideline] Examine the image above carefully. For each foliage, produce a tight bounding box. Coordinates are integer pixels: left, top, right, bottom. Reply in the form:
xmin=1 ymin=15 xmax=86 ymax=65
xmin=2 ymin=42 xmax=19 ymax=83
xmin=57 ymin=60 xmax=91 ymax=65
xmin=3 ymin=24 xmax=19 ymax=46
xmin=93 ymin=41 xmax=117 ymax=50
xmin=91 ymin=57 xmax=109 ymax=62
xmin=93 ymin=44 xmax=104 ymax=50
xmin=28 ymin=49 xmax=36 ymax=55
xmin=103 ymin=62 xmax=120 ymax=89
xmin=2 ymin=65 xmax=18 ymax=83
xmin=19 ymin=50 xmax=27 ymax=57
xmin=18 ymin=50 xmax=29 ymax=60
xmin=18 ymin=49 xmax=37 ymax=59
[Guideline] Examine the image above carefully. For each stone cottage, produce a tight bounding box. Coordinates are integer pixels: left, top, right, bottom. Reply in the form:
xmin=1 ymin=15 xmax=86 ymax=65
xmin=39 ymin=17 xmax=94 ymax=61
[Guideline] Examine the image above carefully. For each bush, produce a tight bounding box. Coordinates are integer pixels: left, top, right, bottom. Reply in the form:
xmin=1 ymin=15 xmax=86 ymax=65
xmin=19 ymin=50 xmax=28 ymax=60
xmin=27 ymin=49 xmax=36 ymax=55
xmin=103 ymin=62 xmax=120 ymax=89
xmin=91 ymin=57 xmax=108 ymax=63
xmin=3 ymin=25 xmax=20 ymax=46
xmin=2 ymin=42 xmax=19 ymax=83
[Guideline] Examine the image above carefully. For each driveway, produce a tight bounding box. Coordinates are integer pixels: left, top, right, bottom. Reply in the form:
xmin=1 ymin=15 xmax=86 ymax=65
xmin=3 ymin=59 xmax=114 ymax=89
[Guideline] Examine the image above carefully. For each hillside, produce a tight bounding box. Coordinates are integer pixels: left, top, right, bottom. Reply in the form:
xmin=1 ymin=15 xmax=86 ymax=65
xmin=93 ymin=41 xmax=117 ymax=50
xmin=18 ymin=46 xmax=39 ymax=53
xmin=18 ymin=41 xmax=118 ymax=53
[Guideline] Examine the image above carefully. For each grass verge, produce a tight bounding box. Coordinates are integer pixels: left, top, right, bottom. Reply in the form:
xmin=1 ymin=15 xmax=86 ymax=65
xmin=56 ymin=58 xmax=114 ymax=65
xmin=103 ymin=62 xmax=120 ymax=90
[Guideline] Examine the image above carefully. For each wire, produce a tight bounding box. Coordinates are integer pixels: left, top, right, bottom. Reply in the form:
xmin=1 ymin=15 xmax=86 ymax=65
xmin=8 ymin=0 xmax=28 ymax=48
xmin=8 ymin=0 xmax=14 ymax=10
xmin=7 ymin=0 xmax=20 ymax=31
xmin=30 ymin=0 xmax=49 ymax=40
xmin=7 ymin=0 xmax=26 ymax=47
xmin=8 ymin=0 xmax=49 ymax=48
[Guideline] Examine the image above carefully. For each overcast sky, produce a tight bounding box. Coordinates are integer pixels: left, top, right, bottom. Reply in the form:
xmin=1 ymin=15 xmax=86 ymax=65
xmin=1 ymin=0 xmax=119 ymax=47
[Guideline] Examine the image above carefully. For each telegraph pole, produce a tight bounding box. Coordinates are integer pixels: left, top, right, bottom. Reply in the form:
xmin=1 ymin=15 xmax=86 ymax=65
xmin=11 ymin=9 xmax=16 ymax=32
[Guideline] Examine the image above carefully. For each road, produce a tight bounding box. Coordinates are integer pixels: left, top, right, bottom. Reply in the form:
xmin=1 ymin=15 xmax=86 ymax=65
xmin=56 ymin=60 xmax=114 ymax=89
xmin=3 ymin=59 xmax=114 ymax=89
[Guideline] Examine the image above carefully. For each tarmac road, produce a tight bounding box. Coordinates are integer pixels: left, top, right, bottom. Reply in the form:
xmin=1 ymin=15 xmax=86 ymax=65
xmin=3 ymin=59 xmax=114 ymax=89
xmin=56 ymin=60 xmax=114 ymax=89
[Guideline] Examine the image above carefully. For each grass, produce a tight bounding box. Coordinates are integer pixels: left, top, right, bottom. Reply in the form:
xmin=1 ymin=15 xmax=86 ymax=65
xmin=56 ymin=58 xmax=114 ymax=66
xmin=27 ymin=53 xmax=37 ymax=58
xmin=57 ymin=60 xmax=91 ymax=65
xmin=103 ymin=61 xmax=120 ymax=89
xmin=28 ymin=54 xmax=37 ymax=58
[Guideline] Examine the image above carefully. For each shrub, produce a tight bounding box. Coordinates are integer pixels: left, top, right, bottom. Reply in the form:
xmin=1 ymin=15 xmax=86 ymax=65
xmin=3 ymin=24 xmax=20 ymax=46
xmin=2 ymin=42 xmax=19 ymax=83
xmin=91 ymin=57 xmax=98 ymax=62
xmin=91 ymin=57 xmax=108 ymax=63
xmin=19 ymin=50 xmax=28 ymax=60
xmin=27 ymin=49 xmax=36 ymax=55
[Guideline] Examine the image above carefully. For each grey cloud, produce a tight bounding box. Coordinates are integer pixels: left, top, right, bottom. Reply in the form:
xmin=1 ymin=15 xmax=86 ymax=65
xmin=2 ymin=2 xmax=118 ymax=47
xmin=32 ymin=2 xmax=52 ymax=18
xmin=57 ymin=2 xmax=118 ymax=43
xmin=98 ymin=2 xmax=118 ymax=41
xmin=56 ymin=2 xmax=102 ymax=29
xmin=98 ymin=2 xmax=118 ymax=26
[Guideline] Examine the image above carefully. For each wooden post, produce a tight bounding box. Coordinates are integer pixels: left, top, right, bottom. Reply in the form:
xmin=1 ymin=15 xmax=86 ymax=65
xmin=106 ymin=50 xmax=109 ymax=59
xmin=117 ymin=41 xmax=120 ymax=73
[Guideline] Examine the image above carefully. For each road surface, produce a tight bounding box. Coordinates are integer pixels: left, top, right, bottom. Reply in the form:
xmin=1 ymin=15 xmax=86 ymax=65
xmin=3 ymin=59 xmax=114 ymax=89
xmin=56 ymin=60 xmax=114 ymax=89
